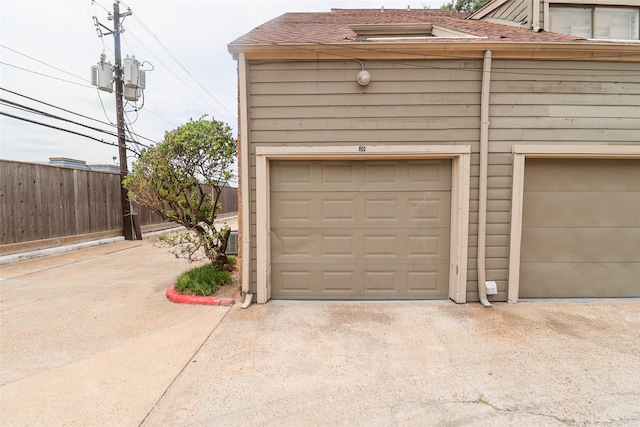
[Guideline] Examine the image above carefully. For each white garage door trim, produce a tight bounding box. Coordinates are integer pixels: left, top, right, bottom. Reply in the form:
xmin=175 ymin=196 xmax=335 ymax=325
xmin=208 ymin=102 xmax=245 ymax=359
xmin=255 ymin=144 xmax=471 ymax=304
xmin=508 ymin=144 xmax=640 ymax=303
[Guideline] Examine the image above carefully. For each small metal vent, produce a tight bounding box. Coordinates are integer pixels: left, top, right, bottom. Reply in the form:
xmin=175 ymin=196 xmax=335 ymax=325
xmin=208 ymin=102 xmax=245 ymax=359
xmin=227 ymin=230 xmax=238 ymax=255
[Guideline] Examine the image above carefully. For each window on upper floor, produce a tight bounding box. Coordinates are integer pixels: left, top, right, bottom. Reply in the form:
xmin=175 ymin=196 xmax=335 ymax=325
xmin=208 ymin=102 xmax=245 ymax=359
xmin=549 ymin=6 xmax=639 ymax=40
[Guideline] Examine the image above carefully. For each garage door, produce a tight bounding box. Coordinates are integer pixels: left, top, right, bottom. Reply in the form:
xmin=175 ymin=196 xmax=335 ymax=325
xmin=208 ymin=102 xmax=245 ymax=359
xmin=520 ymin=158 xmax=640 ymax=298
xmin=270 ymin=159 xmax=451 ymax=300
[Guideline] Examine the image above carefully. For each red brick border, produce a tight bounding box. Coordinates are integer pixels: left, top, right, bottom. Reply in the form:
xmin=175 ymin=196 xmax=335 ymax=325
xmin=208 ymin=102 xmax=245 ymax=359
xmin=166 ymin=284 xmax=235 ymax=306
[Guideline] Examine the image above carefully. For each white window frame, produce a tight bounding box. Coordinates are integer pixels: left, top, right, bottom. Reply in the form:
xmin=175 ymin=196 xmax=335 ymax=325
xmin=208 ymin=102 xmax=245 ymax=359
xmin=545 ymin=2 xmax=640 ymax=40
xmin=594 ymin=7 xmax=639 ymax=40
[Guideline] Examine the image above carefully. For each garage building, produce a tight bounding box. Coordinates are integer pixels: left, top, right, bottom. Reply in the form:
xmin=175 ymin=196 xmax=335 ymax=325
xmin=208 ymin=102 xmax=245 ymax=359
xmin=228 ymin=8 xmax=640 ymax=304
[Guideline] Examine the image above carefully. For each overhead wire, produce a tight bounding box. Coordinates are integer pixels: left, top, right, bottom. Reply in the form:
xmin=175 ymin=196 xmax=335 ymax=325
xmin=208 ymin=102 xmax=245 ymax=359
xmin=1 ymin=87 xmax=157 ymax=145
xmin=89 ymin=0 xmax=114 ymax=57
xmin=0 ymin=4 xmax=190 ymax=161
xmin=120 ymin=26 xmax=232 ymax=122
xmin=89 ymin=4 xmax=211 ymax=129
xmin=124 ymin=5 xmax=235 ymax=118
xmin=144 ymin=108 xmax=177 ymax=128
xmin=0 ymin=44 xmax=90 ymax=83
xmin=90 ymin=0 xmax=111 ymax=15
xmin=0 ymin=97 xmax=150 ymax=149
xmin=3 ymin=87 xmax=113 ymax=128
xmin=1 ymin=58 xmax=173 ymax=140
xmin=1 ymin=25 xmax=176 ymax=132
xmin=115 ymin=2 xmax=234 ymax=122
xmin=96 ymin=88 xmax=116 ymax=124
xmin=0 ymin=111 xmax=140 ymax=153
xmin=124 ymin=119 xmax=146 ymax=157
xmin=0 ymin=62 xmax=93 ymax=88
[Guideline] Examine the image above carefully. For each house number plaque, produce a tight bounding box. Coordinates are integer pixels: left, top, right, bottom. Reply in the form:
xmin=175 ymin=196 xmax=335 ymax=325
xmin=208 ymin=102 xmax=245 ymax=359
xmin=359 ymin=145 xmax=366 ymax=152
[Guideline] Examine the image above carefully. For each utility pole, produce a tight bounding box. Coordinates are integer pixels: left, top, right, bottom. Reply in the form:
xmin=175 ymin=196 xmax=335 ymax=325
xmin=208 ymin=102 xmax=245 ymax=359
xmin=111 ymin=1 xmax=139 ymax=240
xmin=92 ymin=1 xmax=145 ymax=240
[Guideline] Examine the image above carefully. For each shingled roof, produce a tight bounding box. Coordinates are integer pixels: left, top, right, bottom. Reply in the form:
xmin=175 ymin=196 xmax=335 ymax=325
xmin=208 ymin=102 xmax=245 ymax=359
xmin=229 ymin=8 xmax=584 ymax=47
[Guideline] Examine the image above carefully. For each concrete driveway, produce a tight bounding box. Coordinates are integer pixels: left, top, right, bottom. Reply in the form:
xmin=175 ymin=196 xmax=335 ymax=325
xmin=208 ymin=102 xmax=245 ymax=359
xmin=144 ymin=300 xmax=640 ymax=426
xmin=1 ymin=236 xmax=639 ymax=426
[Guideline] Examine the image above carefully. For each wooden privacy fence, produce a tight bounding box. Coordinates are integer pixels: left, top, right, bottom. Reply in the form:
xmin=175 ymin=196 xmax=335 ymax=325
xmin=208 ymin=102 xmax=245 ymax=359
xmin=0 ymin=160 xmax=238 ymax=255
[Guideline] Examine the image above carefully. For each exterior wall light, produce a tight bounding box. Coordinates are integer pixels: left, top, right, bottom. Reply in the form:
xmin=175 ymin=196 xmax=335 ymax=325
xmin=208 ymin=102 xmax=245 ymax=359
xmin=357 ymin=69 xmax=372 ymax=86
xmin=356 ymin=60 xmax=371 ymax=86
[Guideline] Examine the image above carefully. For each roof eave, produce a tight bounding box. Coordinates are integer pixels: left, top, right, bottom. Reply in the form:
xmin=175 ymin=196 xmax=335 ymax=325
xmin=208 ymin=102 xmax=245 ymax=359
xmin=228 ymin=41 xmax=640 ymax=62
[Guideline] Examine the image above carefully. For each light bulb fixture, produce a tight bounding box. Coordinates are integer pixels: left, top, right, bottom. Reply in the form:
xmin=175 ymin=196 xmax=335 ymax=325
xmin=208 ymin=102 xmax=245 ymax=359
xmin=356 ymin=60 xmax=371 ymax=86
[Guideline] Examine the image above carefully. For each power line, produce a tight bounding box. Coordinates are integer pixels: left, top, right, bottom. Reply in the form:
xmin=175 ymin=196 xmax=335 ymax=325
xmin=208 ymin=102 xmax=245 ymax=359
xmin=120 ymin=27 xmax=232 ymax=122
xmin=2 ymin=87 xmax=114 ymax=128
xmin=1 ymin=56 xmax=176 ymax=132
xmin=0 ymin=44 xmax=89 ymax=83
xmin=90 ymin=1 xmax=114 ymax=56
xmin=124 ymin=119 xmax=146 ymax=156
xmin=96 ymin=88 xmax=116 ymax=125
xmin=1 ymin=19 xmax=228 ymax=134
xmin=125 ymin=9 xmax=235 ymax=118
xmin=0 ymin=87 xmax=157 ymax=145
xmin=144 ymin=107 xmax=177 ymax=128
xmin=0 ymin=111 xmax=142 ymax=153
xmin=0 ymin=98 xmax=150 ymax=149
xmin=0 ymin=62 xmax=93 ymax=88
xmin=1 ymin=98 xmax=117 ymax=139
xmin=90 ymin=0 xmax=112 ymax=15
xmin=114 ymin=2 xmax=234 ymax=121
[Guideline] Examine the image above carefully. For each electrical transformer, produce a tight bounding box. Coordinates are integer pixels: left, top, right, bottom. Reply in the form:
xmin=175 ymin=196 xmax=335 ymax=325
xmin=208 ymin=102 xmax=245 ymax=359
xmin=124 ymin=86 xmax=141 ymax=102
xmin=91 ymin=55 xmax=114 ymax=93
xmin=123 ymin=55 xmax=142 ymax=88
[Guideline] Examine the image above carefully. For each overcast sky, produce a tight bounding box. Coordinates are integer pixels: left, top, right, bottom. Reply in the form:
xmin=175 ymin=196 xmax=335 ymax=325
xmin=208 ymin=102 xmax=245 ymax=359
xmin=1 ymin=0 xmax=445 ymax=166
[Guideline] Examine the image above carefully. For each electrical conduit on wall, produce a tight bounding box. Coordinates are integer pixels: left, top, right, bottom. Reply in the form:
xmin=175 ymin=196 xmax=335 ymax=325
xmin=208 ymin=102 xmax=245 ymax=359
xmin=477 ymin=50 xmax=493 ymax=308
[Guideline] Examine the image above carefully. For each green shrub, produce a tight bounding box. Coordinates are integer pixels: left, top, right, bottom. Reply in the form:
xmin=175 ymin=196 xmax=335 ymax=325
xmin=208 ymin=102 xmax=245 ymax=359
xmin=175 ymin=263 xmax=233 ymax=296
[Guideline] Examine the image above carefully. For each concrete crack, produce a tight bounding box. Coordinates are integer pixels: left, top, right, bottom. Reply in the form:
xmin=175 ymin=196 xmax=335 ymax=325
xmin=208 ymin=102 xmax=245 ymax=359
xmin=475 ymin=393 xmax=575 ymax=425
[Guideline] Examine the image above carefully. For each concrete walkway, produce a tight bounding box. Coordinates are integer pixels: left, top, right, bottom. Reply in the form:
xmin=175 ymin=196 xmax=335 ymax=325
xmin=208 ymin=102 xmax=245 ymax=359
xmin=0 ymin=237 xmax=230 ymax=426
xmin=2 ymin=228 xmax=639 ymax=426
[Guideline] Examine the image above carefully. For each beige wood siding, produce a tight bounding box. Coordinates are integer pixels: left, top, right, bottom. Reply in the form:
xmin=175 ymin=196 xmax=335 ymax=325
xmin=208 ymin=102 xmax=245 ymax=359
xmin=487 ymin=0 xmax=530 ymax=25
xmin=489 ymin=62 xmax=640 ymax=150
xmin=270 ymin=159 xmax=451 ymax=299
xmin=467 ymin=152 xmax=513 ymax=302
xmin=520 ymin=158 xmax=640 ymax=298
xmin=244 ymin=57 xmax=639 ymax=302
xmin=247 ymin=60 xmax=482 ymax=297
xmin=479 ymin=59 xmax=640 ymax=301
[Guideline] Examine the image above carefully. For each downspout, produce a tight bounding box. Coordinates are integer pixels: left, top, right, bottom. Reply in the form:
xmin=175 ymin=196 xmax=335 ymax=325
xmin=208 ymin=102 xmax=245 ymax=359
xmin=477 ymin=50 xmax=493 ymax=308
xmin=238 ymin=52 xmax=253 ymax=308
xmin=532 ymin=0 xmax=541 ymax=32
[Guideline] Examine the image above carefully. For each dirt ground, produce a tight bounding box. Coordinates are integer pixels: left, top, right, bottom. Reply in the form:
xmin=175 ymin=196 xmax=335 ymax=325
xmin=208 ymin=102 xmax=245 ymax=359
xmin=212 ymin=268 xmax=242 ymax=300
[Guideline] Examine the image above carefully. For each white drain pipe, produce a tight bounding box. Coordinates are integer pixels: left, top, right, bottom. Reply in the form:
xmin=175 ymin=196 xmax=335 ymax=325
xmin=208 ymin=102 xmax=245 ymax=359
xmin=241 ymin=293 xmax=253 ymax=309
xmin=477 ymin=50 xmax=493 ymax=308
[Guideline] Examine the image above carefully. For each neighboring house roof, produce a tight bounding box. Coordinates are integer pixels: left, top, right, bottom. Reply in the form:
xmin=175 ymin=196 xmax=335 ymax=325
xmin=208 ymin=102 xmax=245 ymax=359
xmin=48 ymin=157 xmax=91 ymax=171
xmin=231 ymin=8 xmax=605 ymax=47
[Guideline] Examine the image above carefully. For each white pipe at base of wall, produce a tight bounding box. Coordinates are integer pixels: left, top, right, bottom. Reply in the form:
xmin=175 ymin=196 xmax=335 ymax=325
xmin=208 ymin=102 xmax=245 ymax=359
xmin=477 ymin=50 xmax=493 ymax=308
xmin=241 ymin=293 xmax=253 ymax=309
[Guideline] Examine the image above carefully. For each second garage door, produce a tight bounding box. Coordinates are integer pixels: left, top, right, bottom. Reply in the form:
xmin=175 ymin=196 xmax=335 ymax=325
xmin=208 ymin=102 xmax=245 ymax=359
xmin=520 ymin=158 xmax=640 ymax=298
xmin=270 ymin=159 xmax=451 ymax=300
